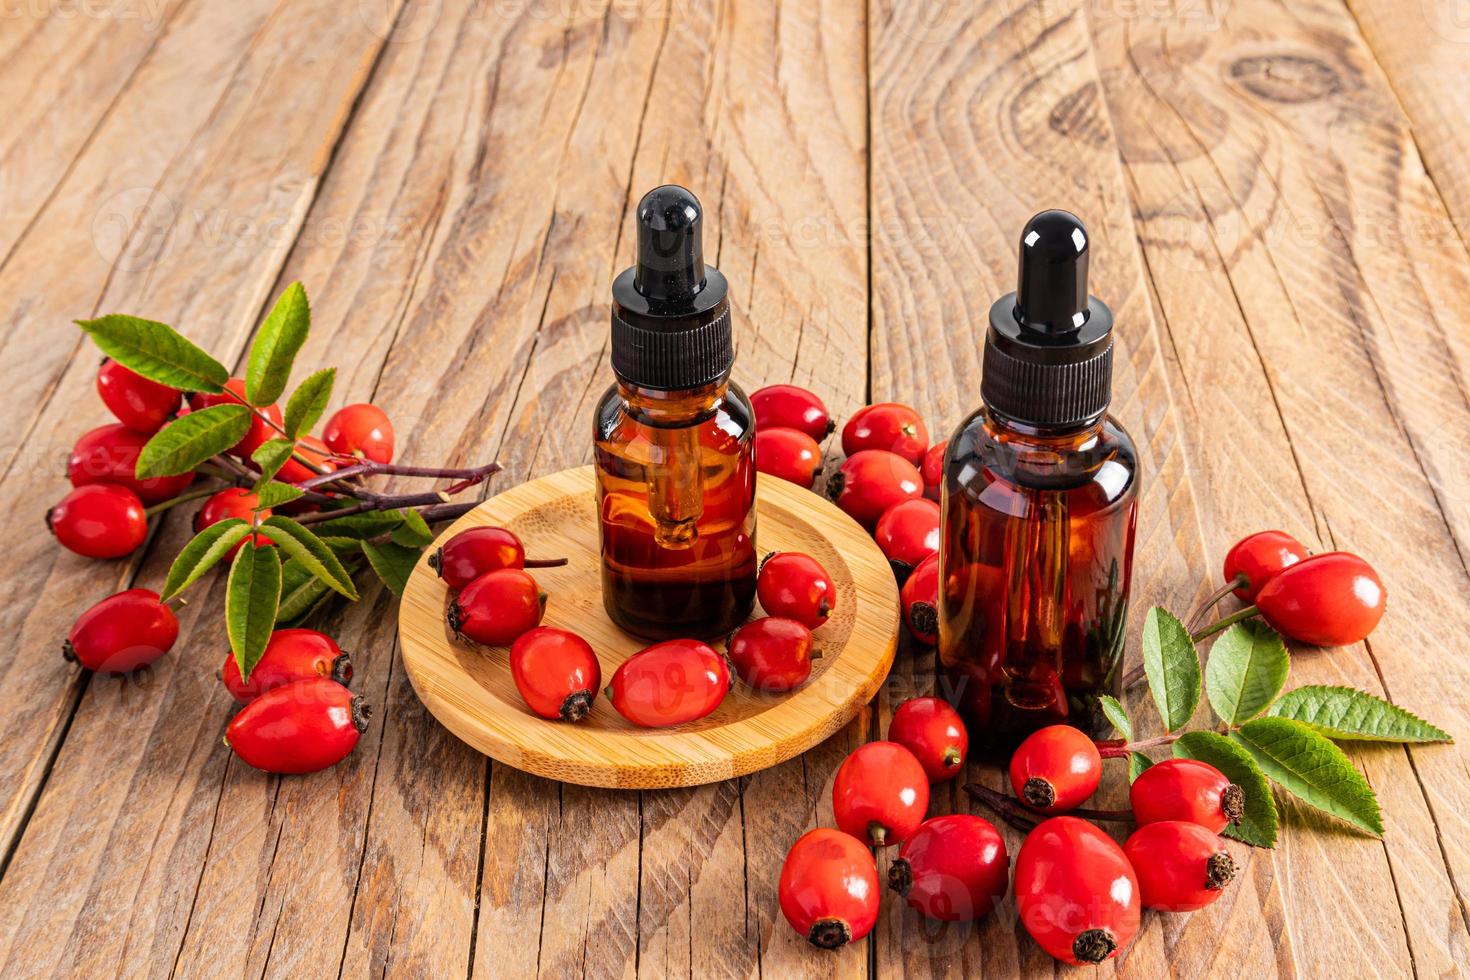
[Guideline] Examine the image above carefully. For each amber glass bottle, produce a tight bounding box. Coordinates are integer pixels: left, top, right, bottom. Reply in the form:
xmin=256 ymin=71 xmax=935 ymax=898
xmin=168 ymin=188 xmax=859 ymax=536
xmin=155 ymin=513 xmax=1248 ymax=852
xmin=595 ymin=185 xmax=757 ymax=639
xmin=940 ymin=211 xmax=1139 ymax=751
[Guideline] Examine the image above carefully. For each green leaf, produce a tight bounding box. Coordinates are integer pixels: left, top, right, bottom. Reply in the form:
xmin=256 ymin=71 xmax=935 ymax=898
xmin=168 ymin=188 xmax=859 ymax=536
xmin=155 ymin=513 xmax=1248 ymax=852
xmin=245 ymin=282 xmax=310 ymax=406
xmin=254 ymin=482 xmax=305 ymax=510
xmin=250 ymin=438 xmax=297 ymax=484
xmin=309 ymin=511 xmax=405 ymax=540
xmin=161 ymin=520 xmax=251 ymax=600
xmin=1205 ymin=620 xmax=1290 ymax=726
xmin=391 ymin=508 xmax=434 ymax=548
xmin=1141 ymin=606 xmax=1201 ymax=732
xmin=1098 ymin=694 xmax=1132 ymax=740
xmin=318 ymin=535 xmax=364 ymax=556
xmin=1129 ymin=752 xmax=1153 ymax=783
xmin=226 ymin=541 xmax=282 ymax=681
xmin=76 ymin=314 xmax=228 ymax=393
xmin=257 ymin=516 xmax=359 ymax=600
xmin=1174 ymin=731 xmax=1279 ymax=848
xmin=276 ymin=559 xmax=334 ymax=626
xmin=361 ymin=540 xmax=422 ymax=598
xmin=1267 ymin=686 xmax=1452 ymax=743
xmin=136 ymin=404 xmax=252 ymax=478
xmin=283 ymin=367 xmax=335 ymax=439
xmin=1233 ymin=717 xmax=1384 ymax=837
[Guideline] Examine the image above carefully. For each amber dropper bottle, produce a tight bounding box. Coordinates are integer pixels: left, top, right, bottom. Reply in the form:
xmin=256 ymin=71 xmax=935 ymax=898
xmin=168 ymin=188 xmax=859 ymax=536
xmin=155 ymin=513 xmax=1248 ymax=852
xmin=594 ymin=185 xmax=757 ymax=639
xmin=940 ymin=210 xmax=1139 ymax=752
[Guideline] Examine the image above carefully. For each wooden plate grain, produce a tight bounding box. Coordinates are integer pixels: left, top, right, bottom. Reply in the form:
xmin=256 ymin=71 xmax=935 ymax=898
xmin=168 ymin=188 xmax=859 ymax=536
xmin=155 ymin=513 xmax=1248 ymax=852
xmin=398 ymin=465 xmax=900 ymax=789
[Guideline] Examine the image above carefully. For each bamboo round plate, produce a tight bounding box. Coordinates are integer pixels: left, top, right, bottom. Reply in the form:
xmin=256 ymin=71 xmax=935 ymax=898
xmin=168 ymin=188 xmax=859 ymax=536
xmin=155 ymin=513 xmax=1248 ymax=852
xmin=398 ymin=465 xmax=900 ymax=789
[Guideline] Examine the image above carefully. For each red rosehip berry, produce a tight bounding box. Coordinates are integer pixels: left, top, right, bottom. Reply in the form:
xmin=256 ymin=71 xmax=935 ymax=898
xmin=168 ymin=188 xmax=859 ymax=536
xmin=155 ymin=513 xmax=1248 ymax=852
xmin=750 ymin=384 xmax=833 ymax=442
xmin=827 ymin=449 xmax=922 ymax=528
xmin=1222 ymin=529 xmax=1308 ymax=601
xmin=220 ymin=628 xmax=351 ymax=703
xmin=841 ymin=402 xmax=928 ymax=464
xmin=189 ymin=378 xmax=283 ymax=459
xmin=96 ymin=359 xmax=180 ymax=433
xmin=1253 ymin=551 xmax=1386 ymax=647
xmin=900 ymin=552 xmax=939 ymax=645
xmin=68 ymin=423 xmax=194 ymax=504
xmin=1015 ymin=816 xmax=1140 ymax=965
xmin=754 ymin=427 xmax=822 ymax=489
xmin=726 ymin=616 xmax=816 ymax=693
xmin=920 ymin=440 xmax=946 ymax=501
xmin=447 ymin=568 xmax=547 ymax=646
xmin=887 ymin=814 xmax=1007 ymax=922
xmin=874 ymin=497 xmax=940 ymax=578
xmin=1124 ymin=820 xmax=1237 ymax=912
xmin=195 ymin=487 xmax=273 ymax=558
xmin=510 ymin=627 xmax=601 ymax=722
xmin=429 ymin=526 xmax=527 ymax=591
xmin=604 ymin=639 xmax=731 ymax=728
xmin=275 ymin=434 xmax=340 ymax=484
xmin=778 ymin=828 xmax=879 ymax=949
xmin=1129 ymin=758 xmax=1243 ymax=832
xmin=322 ymin=402 xmax=395 ymax=464
xmin=832 ymin=741 xmax=930 ymax=847
xmin=224 ymin=677 xmax=369 ymax=774
xmin=48 ymin=483 xmax=148 ymax=558
xmin=888 ymin=696 xmax=967 ymax=782
xmin=63 ymin=588 xmax=178 ymax=672
xmin=1009 ymin=724 xmax=1103 ymax=814
xmin=756 ymin=551 xmax=835 ymax=629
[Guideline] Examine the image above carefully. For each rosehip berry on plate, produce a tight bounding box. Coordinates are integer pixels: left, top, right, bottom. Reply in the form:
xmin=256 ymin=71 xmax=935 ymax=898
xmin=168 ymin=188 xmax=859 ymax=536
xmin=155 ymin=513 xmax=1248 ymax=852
xmin=826 ymin=450 xmax=922 ymax=528
xmin=841 ymin=402 xmax=928 ymax=464
xmin=1222 ymin=529 xmax=1308 ymax=601
xmin=832 ymin=741 xmax=930 ymax=847
xmin=757 ymin=551 xmax=835 ymax=629
xmin=1253 ymin=551 xmax=1386 ymax=647
xmin=1009 ymin=724 xmax=1102 ymax=813
xmin=874 ymin=498 xmax=940 ymax=579
xmin=323 ymin=402 xmax=395 ymax=464
xmin=1124 ymin=821 xmax=1236 ymax=912
xmin=888 ymin=814 xmax=1007 ymax=922
xmin=900 ymin=553 xmax=939 ymax=645
xmin=1017 ymin=817 xmax=1140 ymax=965
xmin=727 ymin=616 xmax=816 ymax=693
xmin=96 ymin=359 xmax=180 ymax=433
xmin=605 ymin=639 xmax=731 ymax=727
xmin=195 ymin=487 xmax=272 ymax=558
xmin=920 ymin=440 xmax=946 ymax=501
xmin=750 ymin=384 xmax=833 ymax=442
xmin=224 ymin=677 xmax=369 ymax=774
xmin=68 ymin=423 xmax=194 ymax=504
xmin=510 ymin=627 xmax=601 ymax=722
xmin=754 ymin=427 xmax=822 ymax=489
xmin=63 ymin=588 xmax=178 ymax=672
xmin=888 ymin=696 xmax=967 ymax=782
xmin=276 ymin=434 xmax=340 ymax=484
xmin=778 ymin=828 xmax=879 ymax=949
xmin=190 ymin=378 xmax=283 ymax=458
xmin=221 ymin=628 xmax=351 ymax=703
xmin=1130 ymin=758 xmax=1243 ymax=832
xmin=429 ymin=526 xmax=527 ymax=590
xmin=48 ymin=483 xmax=148 ymax=558
xmin=447 ymin=568 xmax=546 ymax=646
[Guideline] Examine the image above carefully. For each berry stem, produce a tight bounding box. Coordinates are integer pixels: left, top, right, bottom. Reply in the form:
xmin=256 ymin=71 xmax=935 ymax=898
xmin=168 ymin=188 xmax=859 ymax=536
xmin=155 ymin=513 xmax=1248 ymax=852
xmin=143 ymin=483 xmax=224 ymax=516
xmin=1186 ymin=574 xmax=1248 ymax=632
xmin=961 ymin=783 xmax=1038 ymax=833
xmin=524 ymin=557 xmax=569 ymax=568
xmin=218 ymin=386 xmax=330 ymax=476
xmin=1190 ymin=605 xmax=1260 ymax=642
xmin=1095 ymin=732 xmax=1183 ymax=756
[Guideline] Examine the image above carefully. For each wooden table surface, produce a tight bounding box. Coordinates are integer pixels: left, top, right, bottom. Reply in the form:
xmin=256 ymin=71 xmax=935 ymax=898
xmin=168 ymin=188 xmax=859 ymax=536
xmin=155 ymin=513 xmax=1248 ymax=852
xmin=3 ymin=0 xmax=1468 ymax=976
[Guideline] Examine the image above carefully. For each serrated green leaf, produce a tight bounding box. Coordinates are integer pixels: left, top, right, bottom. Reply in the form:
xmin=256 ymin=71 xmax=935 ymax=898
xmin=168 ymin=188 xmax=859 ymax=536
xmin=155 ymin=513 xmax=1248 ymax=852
xmin=1129 ymin=752 xmax=1153 ymax=783
xmin=276 ymin=559 xmax=334 ymax=626
xmin=318 ymin=535 xmax=364 ymax=556
xmin=1141 ymin=606 xmax=1201 ymax=732
xmin=361 ymin=540 xmax=422 ymax=598
xmin=257 ymin=516 xmax=358 ymax=600
xmin=1098 ymin=694 xmax=1133 ymax=740
xmin=1267 ymin=686 xmax=1451 ymax=743
xmin=245 ymin=282 xmax=310 ymax=406
xmin=1206 ymin=620 xmax=1290 ymax=726
xmin=1174 ymin=731 xmax=1279 ymax=847
xmin=283 ymin=367 xmax=335 ymax=439
xmin=251 ymin=438 xmax=297 ymax=484
xmin=391 ymin=508 xmax=434 ymax=548
xmin=308 ymin=511 xmax=405 ymax=540
xmin=227 ymin=541 xmax=282 ymax=681
xmin=76 ymin=314 xmax=228 ymax=393
xmin=1233 ymin=717 xmax=1384 ymax=837
xmin=161 ymin=520 xmax=251 ymax=600
xmin=136 ymin=404 xmax=252 ymax=478
xmin=254 ymin=482 xmax=305 ymax=510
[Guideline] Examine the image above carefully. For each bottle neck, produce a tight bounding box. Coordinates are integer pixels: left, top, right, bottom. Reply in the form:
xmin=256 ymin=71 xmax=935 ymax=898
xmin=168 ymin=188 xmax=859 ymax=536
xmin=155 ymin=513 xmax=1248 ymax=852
xmin=985 ymin=405 xmax=1105 ymax=450
xmin=618 ymin=377 xmax=728 ymax=427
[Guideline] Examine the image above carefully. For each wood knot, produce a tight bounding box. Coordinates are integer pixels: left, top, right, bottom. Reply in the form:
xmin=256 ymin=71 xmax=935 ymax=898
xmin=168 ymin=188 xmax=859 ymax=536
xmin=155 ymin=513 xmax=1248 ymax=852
xmin=1229 ymin=55 xmax=1343 ymax=104
xmin=1049 ymin=82 xmax=1108 ymax=146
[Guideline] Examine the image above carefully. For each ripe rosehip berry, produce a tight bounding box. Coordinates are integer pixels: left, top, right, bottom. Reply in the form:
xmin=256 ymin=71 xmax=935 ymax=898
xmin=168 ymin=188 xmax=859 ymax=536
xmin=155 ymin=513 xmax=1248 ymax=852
xmin=750 ymin=384 xmax=833 ymax=442
xmin=1015 ymin=816 xmax=1140 ymax=965
xmin=832 ymin=741 xmax=930 ymax=847
xmin=323 ymin=402 xmax=395 ymax=464
xmin=1254 ymin=551 xmax=1386 ymax=647
xmin=276 ymin=434 xmax=340 ymax=484
xmin=1009 ymin=724 xmax=1103 ymax=813
xmin=190 ymin=378 xmax=283 ymax=458
xmin=605 ymin=639 xmax=731 ymax=727
xmin=888 ymin=814 xmax=1007 ymax=922
xmin=1124 ymin=820 xmax=1236 ymax=912
xmin=96 ymin=359 xmax=180 ymax=433
xmin=447 ymin=568 xmax=547 ymax=646
xmin=900 ymin=552 xmax=939 ymax=645
xmin=195 ymin=487 xmax=273 ymax=558
xmin=48 ymin=483 xmax=148 ymax=558
xmin=68 ymin=423 xmax=194 ymax=504
xmin=874 ymin=498 xmax=940 ymax=578
xmin=429 ymin=526 xmax=526 ymax=590
xmin=827 ymin=449 xmax=922 ymax=527
xmin=756 ymin=551 xmax=835 ymax=629
xmin=510 ymin=627 xmax=601 ymax=721
xmin=778 ymin=828 xmax=879 ymax=949
xmin=841 ymin=402 xmax=929 ymax=464
xmin=1130 ymin=758 xmax=1243 ymax=832
xmin=920 ymin=440 xmax=946 ymax=501
xmin=221 ymin=628 xmax=351 ymax=703
xmin=63 ymin=588 xmax=178 ymax=672
xmin=727 ymin=616 xmax=815 ymax=692
xmin=888 ymin=696 xmax=968 ymax=782
xmin=754 ymin=427 xmax=822 ymax=489
xmin=224 ymin=677 xmax=369 ymax=774
xmin=1222 ymin=529 xmax=1308 ymax=601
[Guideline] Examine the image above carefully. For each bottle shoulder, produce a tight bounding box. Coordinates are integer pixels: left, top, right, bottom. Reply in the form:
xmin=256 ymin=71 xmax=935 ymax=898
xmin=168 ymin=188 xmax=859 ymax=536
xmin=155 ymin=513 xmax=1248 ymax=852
xmin=595 ymin=379 xmax=754 ymax=442
xmin=945 ymin=407 xmax=1138 ymax=505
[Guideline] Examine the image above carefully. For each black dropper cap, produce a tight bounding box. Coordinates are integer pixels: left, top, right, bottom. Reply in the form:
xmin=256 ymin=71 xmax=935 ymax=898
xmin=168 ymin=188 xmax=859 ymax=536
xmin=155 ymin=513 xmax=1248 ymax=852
xmin=981 ymin=210 xmax=1114 ymax=427
xmin=610 ymin=185 xmax=732 ymax=391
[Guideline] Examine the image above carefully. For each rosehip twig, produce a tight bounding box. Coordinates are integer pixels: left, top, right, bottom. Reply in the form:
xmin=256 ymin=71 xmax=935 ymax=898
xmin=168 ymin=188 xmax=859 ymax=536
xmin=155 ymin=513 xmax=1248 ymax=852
xmin=962 ymin=783 xmax=1039 ymax=833
xmin=1186 ymin=574 xmax=1248 ymax=631
xmin=295 ymin=460 xmax=502 ymax=493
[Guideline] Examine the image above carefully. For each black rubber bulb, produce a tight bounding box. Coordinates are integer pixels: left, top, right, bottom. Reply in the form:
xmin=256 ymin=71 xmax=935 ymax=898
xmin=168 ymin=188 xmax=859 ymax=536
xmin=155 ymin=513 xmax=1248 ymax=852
xmin=634 ymin=185 xmax=706 ymax=312
xmin=1015 ymin=209 xmax=1091 ymax=336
